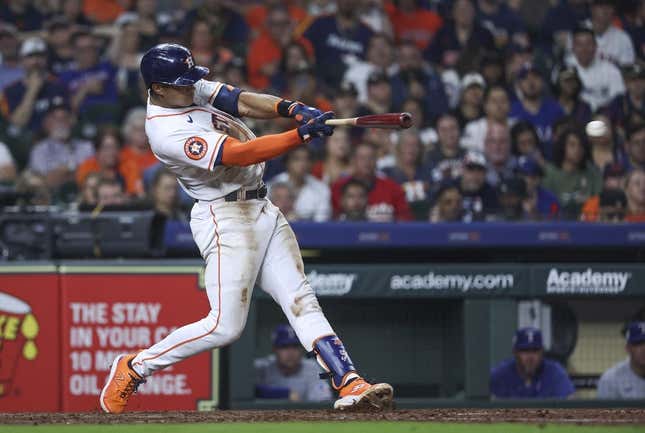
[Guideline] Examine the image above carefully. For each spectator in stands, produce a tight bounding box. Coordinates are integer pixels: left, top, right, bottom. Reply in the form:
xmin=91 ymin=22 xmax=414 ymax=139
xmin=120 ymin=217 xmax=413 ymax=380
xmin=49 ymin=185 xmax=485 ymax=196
xmin=343 ymin=33 xmax=394 ymax=104
xmin=46 ymin=18 xmax=76 ymax=76
xmin=0 ymin=37 xmax=67 ymax=134
xmin=606 ymin=64 xmax=645 ymax=135
xmin=496 ymin=177 xmax=528 ymax=221
xmin=331 ymin=81 xmax=360 ymax=121
xmin=554 ymin=67 xmax=593 ymax=128
xmin=0 ymin=140 xmax=16 ymax=182
xmin=462 ymin=85 xmax=511 ymax=153
xmin=120 ymin=107 xmax=157 ymax=173
xmin=269 ymin=42 xmax=311 ymax=93
xmin=481 ymin=49 xmax=506 ymax=88
xmin=358 ymin=71 xmax=394 ymax=117
xmin=625 ymin=123 xmax=645 ymax=171
xmin=490 ymin=327 xmax=575 ymax=399
xmin=390 ymin=40 xmax=449 ymax=123
xmin=540 ymin=0 xmax=590 ymax=60
xmin=517 ymin=156 xmax=560 ymax=221
xmin=0 ymin=24 xmax=23 ymax=91
xmin=625 ymin=169 xmax=645 ymax=222
xmin=458 ymin=151 xmax=499 ymax=222
xmin=427 ymin=113 xmax=465 ymax=184
xmin=83 ymin=0 xmax=125 ymax=24
xmin=184 ymin=0 xmax=248 ymax=57
xmin=383 ymin=130 xmax=430 ymax=219
xmin=28 ymin=100 xmax=93 ymax=191
xmin=424 ymin=0 xmax=495 ymax=72
xmin=107 ymin=20 xmax=144 ymax=96
xmin=581 ymin=162 xmax=627 ymax=222
xmin=365 ymin=128 xmax=396 ymax=170
xmin=384 ymin=0 xmax=442 ymax=50
xmin=76 ymin=127 xmax=143 ymax=198
xmin=268 ymin=181 xmax=297 ymax=221
xmin=484 ymin=122 xmax=515 ymax=187
xmin=476 ymin=0 xmax=528 ymax=50
xmin=543 ymin=129 xmax=602 ymax=219
xmin=270 ymin=147 xmax=331 ymax=222
xmin=311 ymin=129 xmax=351 ymax=186
xmin=0 ymin=0 xmax=44 ymax=32
xmin=510 ymin=63 xmax=564 ymax=158
xmin=510 ymin=121 xmax=544 ymax=163
xmin=57 ymin=0 xmax=92 ymax=27
xmin=302 ymin=0 xmax=374 ymax=91
xmin=15 ymin=171 xmax=50 ymax=206
xmin=247 ymin=6 xmax=312 ymax=90
xmin=566 ymin=27 xmax=625 ymax=111
xmin=186 ymin=17 xmax=233 ymax=74
xmin=245 ymin=0 xmax=306 ymax=37
xmin=429 ymin=182 xmax=463 ymax=223
xmin=59 ymin=31 xmax=119 ymax=124
xmin=96 ymin=177 xmax=128 ymax=208
xmin=596 ymin=189 xmax=628 ymax=223
xmin=402 ymin=98 xmax=433 ymax=145
xmin=331 ymin=142 xmax=412 ymax=222
xmin=150 ymin=168 xmax=186 ymax=222
xmin=337 ymin=179 xmax=369 ymax=221
xmin=597 ymin=321 xmax=645 ymax=399
xmin=255 ymin=324 xmax=332 ymax=402
xmin=590 ymin=0 xmax=635 ymax=67
xmin=77 ymin=171 xmax=101 ymax=210
xmin=454 ymin=72 xmax=485 ymax=129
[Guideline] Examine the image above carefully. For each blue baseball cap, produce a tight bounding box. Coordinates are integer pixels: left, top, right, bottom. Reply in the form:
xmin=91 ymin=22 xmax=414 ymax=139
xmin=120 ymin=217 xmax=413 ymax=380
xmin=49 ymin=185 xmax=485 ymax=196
xmin=272 ymin=324 xmax=300 ymax=347
xmin=513 ymin=327 xmax=543 ymax=350
xmin=626 ymin=322 xmax=645 ymax=344
xmin=517 ymin=156 xmax=544 ymax=177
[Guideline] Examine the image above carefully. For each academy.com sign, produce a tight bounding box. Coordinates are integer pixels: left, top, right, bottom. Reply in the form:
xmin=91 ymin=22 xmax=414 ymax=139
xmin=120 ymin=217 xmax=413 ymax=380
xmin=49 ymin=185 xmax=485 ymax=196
xmin=546 ymin=268 xmax=631 ymax=294
xmin=390 ymin=271 xmax=514 ymax=292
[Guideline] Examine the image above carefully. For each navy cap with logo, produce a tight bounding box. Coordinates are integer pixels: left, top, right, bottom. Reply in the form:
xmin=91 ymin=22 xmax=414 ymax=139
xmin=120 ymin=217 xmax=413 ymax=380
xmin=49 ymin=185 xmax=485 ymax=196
xmin=513 ymin=327 xmax=543 ymax=350
xmin=626 ymin=321 xmax=645 ymax=345
xmin=140 ymin=43 xmax=209 ymax=89
xmin=272 ymin=324 xmax=300 ymax=348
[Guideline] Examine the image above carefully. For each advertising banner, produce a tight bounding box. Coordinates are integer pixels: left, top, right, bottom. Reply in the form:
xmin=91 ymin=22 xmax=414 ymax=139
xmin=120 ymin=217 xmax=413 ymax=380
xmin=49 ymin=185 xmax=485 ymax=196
xmin=532 ymin=264 xmax=645 ymax=296
xmin=0 ymin=269 xmax=60 ymax=412
xmin=60 ymin=269 xmax=218 ymax=411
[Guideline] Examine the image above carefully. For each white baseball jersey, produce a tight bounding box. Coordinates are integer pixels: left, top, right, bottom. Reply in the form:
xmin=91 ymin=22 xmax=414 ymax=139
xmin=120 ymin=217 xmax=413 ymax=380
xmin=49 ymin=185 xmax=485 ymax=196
xmin=145 ymin=97 xmax=264 ymax=201
xmin=566 ymin=56 xmax=625 ymax=111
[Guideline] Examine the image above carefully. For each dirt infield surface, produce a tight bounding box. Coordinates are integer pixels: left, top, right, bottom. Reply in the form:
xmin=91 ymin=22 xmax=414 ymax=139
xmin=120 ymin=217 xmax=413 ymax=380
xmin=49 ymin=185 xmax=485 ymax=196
xmin=1 ymin=409 xmax=644 ymax=426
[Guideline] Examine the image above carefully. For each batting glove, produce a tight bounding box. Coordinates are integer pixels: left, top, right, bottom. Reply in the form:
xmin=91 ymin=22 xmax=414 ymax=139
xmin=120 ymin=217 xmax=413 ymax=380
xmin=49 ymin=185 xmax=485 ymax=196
xmin=297 ymin=111 xmax=335 ymax=142
xmin=276 ymin=99 xmax=322 ymax=124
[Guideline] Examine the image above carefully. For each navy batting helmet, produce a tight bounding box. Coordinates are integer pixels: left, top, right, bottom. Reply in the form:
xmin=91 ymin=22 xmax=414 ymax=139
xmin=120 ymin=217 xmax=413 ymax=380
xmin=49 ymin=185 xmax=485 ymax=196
xmin=140 ymin=43 xmax=209 ymax=89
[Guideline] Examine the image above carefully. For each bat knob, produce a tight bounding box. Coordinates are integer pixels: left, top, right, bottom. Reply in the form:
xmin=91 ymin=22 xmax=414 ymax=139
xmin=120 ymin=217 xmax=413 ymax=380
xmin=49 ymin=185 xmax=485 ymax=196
xmin=400 ymin=112 xmax=413 ymax=129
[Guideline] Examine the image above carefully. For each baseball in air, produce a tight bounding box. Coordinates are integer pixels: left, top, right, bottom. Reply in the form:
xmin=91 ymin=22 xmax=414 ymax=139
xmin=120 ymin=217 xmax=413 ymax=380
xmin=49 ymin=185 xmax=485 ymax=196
xmin=585 ymin=120 xmax=608 ymax=138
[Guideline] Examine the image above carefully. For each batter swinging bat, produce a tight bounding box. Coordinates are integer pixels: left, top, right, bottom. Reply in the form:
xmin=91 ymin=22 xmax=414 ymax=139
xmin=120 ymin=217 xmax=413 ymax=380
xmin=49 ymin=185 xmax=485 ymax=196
xmin=325 ymin=112 xmax=413 ymax=129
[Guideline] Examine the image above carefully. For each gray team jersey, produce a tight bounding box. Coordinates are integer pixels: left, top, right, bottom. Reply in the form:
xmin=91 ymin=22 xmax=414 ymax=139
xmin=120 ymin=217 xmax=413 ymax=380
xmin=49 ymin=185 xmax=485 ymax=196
xmin=254 ymin=355 xmax=332 ymax=402
xmin=597 ymin=359 xmax=645 ymax=399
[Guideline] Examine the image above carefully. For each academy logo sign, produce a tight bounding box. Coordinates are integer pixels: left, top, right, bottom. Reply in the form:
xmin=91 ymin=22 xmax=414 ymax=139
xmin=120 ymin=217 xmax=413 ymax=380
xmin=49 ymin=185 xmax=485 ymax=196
xmin=546 ymin=268 xmax=632 ymax=294
xmin=0 ymin=292 xmax=40 ymax=397
xmin=390 ymin=272 xmax=514 ymax=292
xmin=307 ymin=270 xmax=357 ymax=296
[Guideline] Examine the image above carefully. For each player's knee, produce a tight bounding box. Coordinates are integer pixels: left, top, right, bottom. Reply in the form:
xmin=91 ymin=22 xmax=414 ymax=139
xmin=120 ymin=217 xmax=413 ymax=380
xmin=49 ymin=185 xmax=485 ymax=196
xmin=205 ymin=311 xmax=246 ymax=346
xmin=289 ymin=283 xmax=322 ymax=317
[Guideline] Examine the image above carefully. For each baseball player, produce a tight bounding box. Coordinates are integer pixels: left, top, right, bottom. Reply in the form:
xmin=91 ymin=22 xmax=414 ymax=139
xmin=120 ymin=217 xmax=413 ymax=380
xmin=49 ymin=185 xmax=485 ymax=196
xmin=99 ymin=44 xmax=393 ymax=413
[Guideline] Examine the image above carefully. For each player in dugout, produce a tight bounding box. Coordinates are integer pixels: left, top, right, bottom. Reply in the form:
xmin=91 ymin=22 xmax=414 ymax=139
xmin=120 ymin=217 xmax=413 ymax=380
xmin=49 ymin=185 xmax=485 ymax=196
xmin=99 ymin=43 xmax=393 ymax=413
xmin=489 ymin=327 xmax=575 ymax=399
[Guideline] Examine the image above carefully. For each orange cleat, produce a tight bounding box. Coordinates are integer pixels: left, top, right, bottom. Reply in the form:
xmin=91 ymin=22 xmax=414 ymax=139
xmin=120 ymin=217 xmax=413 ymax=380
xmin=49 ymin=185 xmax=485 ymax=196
xmin=333 ymin=377 xmax=394 ymax=410
xmin=99 ymin=353 xmax=145 ymax=414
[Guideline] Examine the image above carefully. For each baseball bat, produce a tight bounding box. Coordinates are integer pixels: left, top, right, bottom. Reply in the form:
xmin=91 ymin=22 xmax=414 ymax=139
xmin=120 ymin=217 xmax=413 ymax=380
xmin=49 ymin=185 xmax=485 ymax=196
xmin=325 ymin=112 xmax=413 ymax=129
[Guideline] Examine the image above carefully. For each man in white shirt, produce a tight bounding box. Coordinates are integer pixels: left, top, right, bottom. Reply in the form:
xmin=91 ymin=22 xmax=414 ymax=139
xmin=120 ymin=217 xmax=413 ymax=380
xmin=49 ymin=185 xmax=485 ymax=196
xmin=343 ymin=34 xmax=394 ymax=103
xmin=566 ymin=27 xmax=625 ymax=111
xmin=597 ymin=321 xmax=645 ymax=399
xmin=269 ymin=147 xmax=331 ymax=222
xmin=591 ymin=0 xmax=635 ymax=67
xmin=461 ymin=85 xmax=511 ymax=153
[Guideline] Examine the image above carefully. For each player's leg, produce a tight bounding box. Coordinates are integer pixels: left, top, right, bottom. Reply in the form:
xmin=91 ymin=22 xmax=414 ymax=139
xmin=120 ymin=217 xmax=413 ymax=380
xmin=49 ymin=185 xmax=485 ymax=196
xmin=100 ymin=201 xmax=269 ymax=413
xmin=257 ymin=203 xmax=393 ymax=410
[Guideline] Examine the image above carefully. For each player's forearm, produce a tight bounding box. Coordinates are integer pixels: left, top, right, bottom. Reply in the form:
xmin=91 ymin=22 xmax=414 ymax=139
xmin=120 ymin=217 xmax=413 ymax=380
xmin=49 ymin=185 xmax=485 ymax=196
xmin=221 ymin=129 xmax=302 ymax=166
xmin=237 ymin=91 xmax=282 ymax=119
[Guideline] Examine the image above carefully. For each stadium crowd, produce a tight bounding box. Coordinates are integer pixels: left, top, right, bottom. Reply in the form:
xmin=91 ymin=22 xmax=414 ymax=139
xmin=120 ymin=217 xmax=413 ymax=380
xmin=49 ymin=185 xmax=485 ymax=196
xmin=1 ymin=0 xmax=645 ymax=223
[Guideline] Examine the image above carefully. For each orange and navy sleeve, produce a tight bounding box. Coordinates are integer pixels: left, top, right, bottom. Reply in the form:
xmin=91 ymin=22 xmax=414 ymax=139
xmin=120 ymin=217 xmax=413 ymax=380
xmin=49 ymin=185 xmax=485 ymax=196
xmin=206 ymin=82 xmax=243 ymax=117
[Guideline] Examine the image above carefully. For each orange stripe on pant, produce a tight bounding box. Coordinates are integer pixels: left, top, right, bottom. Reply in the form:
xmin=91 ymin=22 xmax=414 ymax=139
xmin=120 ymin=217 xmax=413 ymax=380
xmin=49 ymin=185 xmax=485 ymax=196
xmin=133 ymin=206 xmax=223 ymax=368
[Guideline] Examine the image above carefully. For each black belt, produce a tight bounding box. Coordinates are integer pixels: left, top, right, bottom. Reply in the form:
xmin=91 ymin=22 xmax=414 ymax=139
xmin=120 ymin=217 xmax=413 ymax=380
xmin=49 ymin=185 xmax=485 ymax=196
xmin=195 ymin=185 xmax=267 ymax=203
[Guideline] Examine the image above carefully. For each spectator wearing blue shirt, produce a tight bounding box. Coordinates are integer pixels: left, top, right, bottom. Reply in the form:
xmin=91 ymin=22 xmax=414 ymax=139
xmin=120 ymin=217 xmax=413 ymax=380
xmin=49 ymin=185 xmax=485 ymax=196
xmin=476 ymin=0 xmax=528 ymax=50
xmin=0 ymin=1 xmax=44 ymax=32
xmin=0 ymin=24 xmax=24 ymax=92
xmin=510 ymin=63 xmax=565 ymax=159
xmin=517 ymin=156 xmax=560 ymax=220
xmin=0 ymin=37 xmax=67 ymax=134
xmin=59 ymin=31 xmax=119 ymax=125
xmin=302 ymin=0 xmax=373 ymax=91
xmin=490 ymin=327 xmax=575 ymax=399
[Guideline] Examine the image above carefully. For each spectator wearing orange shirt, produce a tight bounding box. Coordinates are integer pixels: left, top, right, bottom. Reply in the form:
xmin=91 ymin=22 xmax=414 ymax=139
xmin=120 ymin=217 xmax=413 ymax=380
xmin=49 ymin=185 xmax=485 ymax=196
xmin=246 ymin=0 xmax=307 ymax=36
xmin=76 ymin=127 xmax=143 ymax=198
xmin=119 ymin=107 xmax=157 ymax=173
xmin=83 ymin=0 xmax=125 ymax=24
xmin=580 ymin=163 xmax=626 ymax=221
xmin=385 ymin=0 xmax=443 ymax=50
xmin=246 ymin=5 xmax=313 ymax=90
xmin=626 ymin=169 xmax=645 ymax=222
